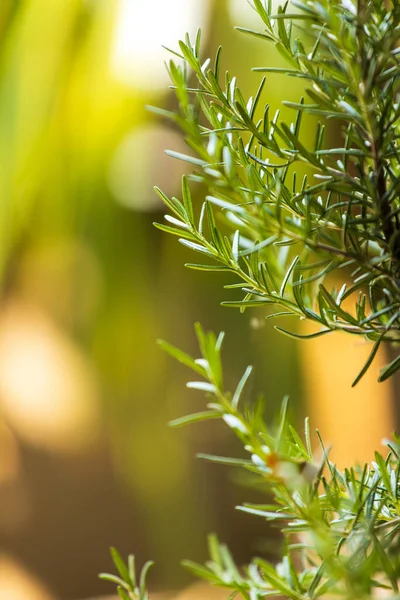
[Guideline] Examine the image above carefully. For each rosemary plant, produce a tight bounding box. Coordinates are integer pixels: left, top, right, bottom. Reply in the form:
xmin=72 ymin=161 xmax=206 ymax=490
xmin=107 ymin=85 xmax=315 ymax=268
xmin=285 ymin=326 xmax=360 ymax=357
xmin=101 ymin=0 xmax=400 ymax=598
xmin=155 ymin=326 xmax=400 ymax=599
xmin=102 ymin=326 xmax=400 ymax=599
xmin=152 ymin=0 xmax=400 ymax=384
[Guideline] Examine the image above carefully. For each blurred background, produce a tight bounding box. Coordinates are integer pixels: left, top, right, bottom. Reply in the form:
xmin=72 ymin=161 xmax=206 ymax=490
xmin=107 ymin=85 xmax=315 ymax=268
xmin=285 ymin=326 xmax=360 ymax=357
xmin=0 ymin=1 xmax=396 ymax=598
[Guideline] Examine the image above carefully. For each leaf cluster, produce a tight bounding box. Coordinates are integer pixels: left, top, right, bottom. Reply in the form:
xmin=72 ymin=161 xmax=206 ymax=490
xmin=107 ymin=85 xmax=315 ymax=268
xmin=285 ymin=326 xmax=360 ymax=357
xmin=152 ymin=0 xmax=400 ymax=383
xmin=101 ymin=2 xmax=400 ymax=599
xmin=99 ymin=548 xmax=154 ymax=600
xmin=160 ymin=325 xmax=400 ymax=600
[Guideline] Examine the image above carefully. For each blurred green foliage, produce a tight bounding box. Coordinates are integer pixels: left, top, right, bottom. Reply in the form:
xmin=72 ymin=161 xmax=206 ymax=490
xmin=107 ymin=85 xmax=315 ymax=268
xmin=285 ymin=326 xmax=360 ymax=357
xmin=0 ymin=1 xmax=304 ymax=598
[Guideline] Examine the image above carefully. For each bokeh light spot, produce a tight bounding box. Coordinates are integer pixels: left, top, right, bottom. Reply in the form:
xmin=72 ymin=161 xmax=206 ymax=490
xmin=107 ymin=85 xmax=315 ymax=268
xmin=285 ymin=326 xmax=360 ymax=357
xmin=0 ymin=302 xmax=101 ymax=453
xmin=111 ymin=0 xmax=211 ymax=91
xmin=0 ymin=555 xmax=53 ymax=600
xmin=108 ymin=124 xmax=190 ymax=211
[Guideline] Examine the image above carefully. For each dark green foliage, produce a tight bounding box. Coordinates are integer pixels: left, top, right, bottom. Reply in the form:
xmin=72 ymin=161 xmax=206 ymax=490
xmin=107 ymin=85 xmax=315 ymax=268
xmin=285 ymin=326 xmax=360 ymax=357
xmin=153 ymin=0 xmax=400 ymax=383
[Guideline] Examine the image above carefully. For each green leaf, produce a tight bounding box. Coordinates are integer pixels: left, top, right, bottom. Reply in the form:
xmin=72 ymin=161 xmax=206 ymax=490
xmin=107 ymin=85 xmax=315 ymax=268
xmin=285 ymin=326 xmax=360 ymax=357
xmin=276 ymin=394 xmax=289 ymax=451
xmin=232 ymin=366 xmax=253 ymax=409
xmin=181 ymin=561 xmax=220 ymax=584
xmin=319 ymin=285 xmax=359 ymax=326
xmin=252 ymin=0 xmax=273 ymax=29
xmin=194 ymin=322 xmax=207 ymax=358
xmin=374 ymin=451 xmax=392 ymax=494
xmin=99 ymin=573 xmax=130 ymax=590
xmin=139 ymin=561 xmax=154 ymax=598
xmin=153 ymin=222 xmax=193 ymax=238
xmin=221 ymin=299 xmax=271 ymax=308
xmin=181 ymin=176 xmax=195 ymax=225
xmin=207 ymin=533 xmax=223 ymax=567
xmin=187 ymin=381 xmax=217 ymax=392
xmin=219 ymin=544 xmax=242 ymax=581
xmin=157 ymin=340 xmax=206 ymax=376
xmin=275 ymin=41 xmax=299 ymax=70
xmin=178 ymin=40 xmax=199 ymax=71
xmin=304 ymin=417 xmax=312 ymax=458
xmin=169 ymin=410 xmax=221 ymax=428
xmin=111 ymin=548 xmax=132 ymax=586
xmin=239 ymin=234 xmax=279 ymax=256
xmin=128 ymin=555 xmax=136 ymax=589
xmin=279 ymin=255 xmax=299 ymax=297
xmin=206 ymin=195 xmax=246 ymax=213
xmin=378 ymin=353 xmax=400 ymax=382
xmin=164 ymin=149 xmax=206 ymax=166
xmin=275 ymin=326 xmax=331 ymax=339
xmin=288 ymin=425 xmax=311 ymax=460
xmin=154 ymin=187 xmax=187 ymax=220
xmin=237 ymin=505 xmax=292 ymax=519
xmin=235 ymin=27 xmax=275 ymax=42
xmin=352 ymin=337 xmax=382 ymax=387
xmin=145 ymin=104 xmax=179 ymax=121
xmin=197 ymin=453 xmax=252 ymax=467
xmin=185 ymin=263 xmax=232 ymax=272
xmin=179 ymin=239 xmax=215 ymax=257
